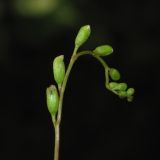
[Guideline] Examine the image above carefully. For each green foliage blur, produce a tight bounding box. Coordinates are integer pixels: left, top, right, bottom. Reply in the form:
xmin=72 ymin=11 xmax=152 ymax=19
xmin=0 ymin=0 xmax=81 ymax=70
xmin=13 ymin=0 xmax=78 ymax=24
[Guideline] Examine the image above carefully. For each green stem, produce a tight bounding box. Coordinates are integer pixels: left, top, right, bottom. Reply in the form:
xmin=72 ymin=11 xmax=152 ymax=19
xmin=53 ymin=47 xmax=79 ymax=160
xmin=76 ymin=50 xmax=110 ymax=85
xmin=52 ymin=116 xmax=59 ymax=160
xmin=57 ymin=50 xmax=79 ymax=125
xmin=53 ymin=50 xmax=111 ymax=160
xmin=54 ymin=124 xmax=60 ymax=160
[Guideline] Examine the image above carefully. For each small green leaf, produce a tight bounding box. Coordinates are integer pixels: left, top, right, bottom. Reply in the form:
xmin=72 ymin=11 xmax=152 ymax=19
xmin=93 ymin=45 xmax=113 ymax=56
xmin=46 ymin=85 xmax=59 ymax=116
xmin=109 ymin=68 xmax=121 ymax=81
xmin=53 ymin=55 xmax=65 ymax=85
xmin=75 ymin=25 xmax=91 ymax=48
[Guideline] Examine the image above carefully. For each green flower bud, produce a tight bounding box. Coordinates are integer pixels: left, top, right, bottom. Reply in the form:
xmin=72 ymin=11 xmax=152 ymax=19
xmin=118 ymin=91 xmax=127 ymax=98
xmin=117 ymin=83 xmax=128 ymax=91
xmin=93 ymin=45 xmax=113 ymax=56
xmin=53 ymin=55 xmax=65 ymax=85
xmin=108 ymin=82 xmax=119 ymax=90
xmin=109 ymin=82 xmax=127 ymax=91
xmin=109 ymin=68 xmax=121 ymax=81
xmin=46 ymin=85 xmax=59 ymax=116
xmin=127 ymin=96 xmax=134 ymax=102
xmin=126 ymin=88 xmax=135 ymax=96
xmin=75 ymin=25 xmax=91 ymax=48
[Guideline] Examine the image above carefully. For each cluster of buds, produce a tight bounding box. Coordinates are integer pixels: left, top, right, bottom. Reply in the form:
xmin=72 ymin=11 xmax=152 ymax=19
xmin=107 ymin=68 xmax=135 ymax=102
xmin=46 ymin=24 xmax=135 ymax=117
xmin=46 ymin=55 xmax=65 ymax=117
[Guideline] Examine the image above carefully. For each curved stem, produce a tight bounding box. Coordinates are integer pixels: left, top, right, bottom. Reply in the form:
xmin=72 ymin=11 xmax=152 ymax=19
xmin=76 ymin=50 xmax=110 ymax=85
xmin=76 ymin=50 xmax=108 ymax=68
xmin=53 ymin=50 xmax=112 ymax=160
xmin=57 ymin=50 xmax=111 ymax=126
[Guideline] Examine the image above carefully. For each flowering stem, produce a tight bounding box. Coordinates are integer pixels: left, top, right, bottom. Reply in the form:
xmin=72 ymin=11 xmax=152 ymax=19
xmin=47 ymin=25 xmax=135 ymax=160
xmin=52 ymin=50 xmax=111 ymax=160
xmin=52 ymin=47 xmax=79 ymax=160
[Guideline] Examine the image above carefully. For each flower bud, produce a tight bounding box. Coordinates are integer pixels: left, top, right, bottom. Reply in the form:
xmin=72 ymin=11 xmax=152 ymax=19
xmin=118 ymin=91 xmax=127 ymax=98
xmin=127 ymin=96 xmax=134 ymax=102
xmin=53 ymin=55 xmax=65 ymax=85
xmin=109 ymin=82 xmax=127 ymax=91
xmin=93 ymin=45 xmax=113 ymax=56
xmin=126 ymin=88 xmax=135 ymax=96
xmin=117 ymin=83 xmax=128 ymax=91
xmin=109 ymin=68 xmax=121 ymax=81
xmin=108 ymin=82 xmax=119 ymax=90
xmin=75 ymin=25 xmax=91 ymax=48
xmin=46 ymin=85 xmax=59 ymax=116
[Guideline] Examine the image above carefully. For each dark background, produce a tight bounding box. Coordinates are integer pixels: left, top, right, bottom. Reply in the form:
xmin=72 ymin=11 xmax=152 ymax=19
xmin=0 ymin=0 xmax=159 ymax=160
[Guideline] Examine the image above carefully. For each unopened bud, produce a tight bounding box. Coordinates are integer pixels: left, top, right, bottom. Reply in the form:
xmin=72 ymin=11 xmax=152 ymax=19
xmin=118 ymin=91 xmax=127 ymax=98
xmin=109 ymin=82 xmax=127 ymax=91
xmin=117 ymin=83 xmax=128 ymax=91
xmin=127 ymin=96 xmax=134 ymax=102
xmin=126 ymin=88 xmax=135 ymax=96
xmin=75 ymin=25 xmax=91 ymax=48
xmin=93 ymin=45 xmax=113 ymax=56
xmin=108 ymin=82 xmax=119 ymax=90
xmin=46 ymin=85 xmax=59 ymax=116
xmin=53 ymin=55 xmax=65 ymax=85
xmin=109 ymin=68 xmax=121 ymax=81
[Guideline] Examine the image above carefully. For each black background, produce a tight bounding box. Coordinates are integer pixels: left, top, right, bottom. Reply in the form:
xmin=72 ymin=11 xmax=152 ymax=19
xmin=0 ymin=0 xmax=159 ymax=160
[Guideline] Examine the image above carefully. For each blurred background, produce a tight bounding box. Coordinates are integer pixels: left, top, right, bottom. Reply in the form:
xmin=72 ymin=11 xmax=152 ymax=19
xmin=0 ymin=0 xmax=159 ymax=160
